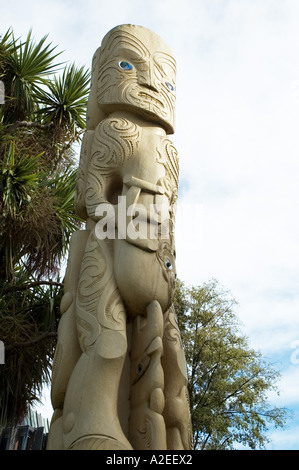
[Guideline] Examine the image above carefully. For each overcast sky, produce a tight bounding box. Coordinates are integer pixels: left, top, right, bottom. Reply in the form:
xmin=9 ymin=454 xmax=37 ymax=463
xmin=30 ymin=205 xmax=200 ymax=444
xmin=2 ymin=0 xmax=299 ymax=449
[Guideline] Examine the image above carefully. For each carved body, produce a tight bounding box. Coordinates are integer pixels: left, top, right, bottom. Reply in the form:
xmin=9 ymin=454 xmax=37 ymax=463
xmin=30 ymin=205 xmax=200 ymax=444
xmin=85 ymin=115 xmax=177 ymax=316
xmin=47 ymin=24 xmax=192 ymax=451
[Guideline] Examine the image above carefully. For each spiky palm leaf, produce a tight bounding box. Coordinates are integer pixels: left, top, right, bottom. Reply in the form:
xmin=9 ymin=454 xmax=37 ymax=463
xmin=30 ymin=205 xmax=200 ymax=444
xmin=0 ymin=27 xmax=89 ymax=429
xmin=2 ymin=29 xmax=63 ymax=123
xmin=0 ymin=28 xmax=20 ymax=74
xmin=35 ymin=63 xmax=90 ymax=130
xmin=1 ymin=140 xmax=40 ymax=217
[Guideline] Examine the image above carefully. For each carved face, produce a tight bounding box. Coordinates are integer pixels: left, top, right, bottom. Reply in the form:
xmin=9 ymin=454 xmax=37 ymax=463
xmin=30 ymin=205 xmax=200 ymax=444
xmin=97 ymin=25 xmax=176 ymax=134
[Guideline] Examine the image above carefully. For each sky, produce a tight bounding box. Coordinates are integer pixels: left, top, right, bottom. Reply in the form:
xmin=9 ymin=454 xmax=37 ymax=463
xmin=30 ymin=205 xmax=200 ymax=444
xmin=1 ymin=0 xmax=299 ymax=450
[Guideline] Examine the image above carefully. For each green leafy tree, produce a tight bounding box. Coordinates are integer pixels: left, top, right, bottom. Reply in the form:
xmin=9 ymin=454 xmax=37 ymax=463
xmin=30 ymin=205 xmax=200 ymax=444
xmin=174 ymin=279 xmax=289 ymax=450
xmin=0 ymin=28 xmax=90 ymax=426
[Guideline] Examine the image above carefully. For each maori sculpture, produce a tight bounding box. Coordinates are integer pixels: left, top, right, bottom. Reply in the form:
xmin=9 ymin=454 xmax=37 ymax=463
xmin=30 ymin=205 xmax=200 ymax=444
xmin=47 ymin=24 xmax=192 ymax=451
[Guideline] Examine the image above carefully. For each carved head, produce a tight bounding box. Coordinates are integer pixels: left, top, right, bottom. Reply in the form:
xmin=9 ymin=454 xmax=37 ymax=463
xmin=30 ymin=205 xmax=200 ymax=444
xmin=96 ymin=24 xmax=176 ymax=134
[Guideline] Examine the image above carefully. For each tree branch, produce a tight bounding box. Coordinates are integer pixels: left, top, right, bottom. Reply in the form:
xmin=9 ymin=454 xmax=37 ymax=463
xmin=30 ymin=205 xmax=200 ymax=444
xmin=51 ymin=129 xmax=85 ymax=173
xmin=6 ymin=331 xmax=57 ymax=351
xmin=8 ymin=121 xmax=53 ymax=132
xmin=2 ymin=280 xmax=63 ymax=295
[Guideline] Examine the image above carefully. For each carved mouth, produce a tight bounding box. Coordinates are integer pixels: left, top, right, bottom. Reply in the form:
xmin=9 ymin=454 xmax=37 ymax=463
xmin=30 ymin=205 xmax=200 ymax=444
xmin=138 ymin=91 xmax=165 ymax=109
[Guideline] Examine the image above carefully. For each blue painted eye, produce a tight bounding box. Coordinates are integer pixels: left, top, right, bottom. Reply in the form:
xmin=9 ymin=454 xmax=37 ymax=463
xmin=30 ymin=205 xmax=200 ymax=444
xmin=165 ymin=258 xmax=173 ymax=270
xmin=165 ymin=81 xmax=175 ymax=91
xmin=119 ymin=61 xmax=133 ymax=70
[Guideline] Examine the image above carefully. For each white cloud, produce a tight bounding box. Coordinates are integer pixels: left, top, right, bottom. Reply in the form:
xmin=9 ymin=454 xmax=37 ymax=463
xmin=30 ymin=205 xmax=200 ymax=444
xmin=266 ymin=424 xmax=299 ymax=450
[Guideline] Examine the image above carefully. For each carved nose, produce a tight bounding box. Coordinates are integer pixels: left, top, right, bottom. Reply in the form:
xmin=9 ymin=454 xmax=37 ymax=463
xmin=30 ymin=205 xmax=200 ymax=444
xmin=141 ymin=81 xmax=159 ymax=92
xmin=138 ymin=61 xmax=159 ymax=92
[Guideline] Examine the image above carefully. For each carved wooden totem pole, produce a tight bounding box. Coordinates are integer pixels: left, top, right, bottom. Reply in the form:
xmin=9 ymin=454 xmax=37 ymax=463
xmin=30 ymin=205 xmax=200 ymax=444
xmin=47 ymin=24 xmax=192 ymax=451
